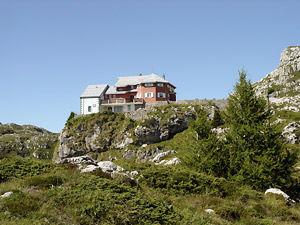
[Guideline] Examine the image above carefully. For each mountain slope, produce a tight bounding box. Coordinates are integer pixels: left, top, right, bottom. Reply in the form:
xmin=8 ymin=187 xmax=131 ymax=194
xmin=0 ymin=123 xmax=58 ymax=160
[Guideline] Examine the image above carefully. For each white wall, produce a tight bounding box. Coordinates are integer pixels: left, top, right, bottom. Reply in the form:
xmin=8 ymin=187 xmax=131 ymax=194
xmin=81 ymin=98 xmax=100 ymax=114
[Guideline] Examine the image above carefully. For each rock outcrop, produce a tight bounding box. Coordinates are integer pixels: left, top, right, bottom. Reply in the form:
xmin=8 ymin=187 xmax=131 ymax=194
xmin=255 ymin=46 xmax=300 ymax=111
xmin=282 ymin=122 xmax=300 ymax=144
xmin=134 ymin=105 xmax=196 ymax=145
xmin=55 ymin=105 xmax=196 ymax=161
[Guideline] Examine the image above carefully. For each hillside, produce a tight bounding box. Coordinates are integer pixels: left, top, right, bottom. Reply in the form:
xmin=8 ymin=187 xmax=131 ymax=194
xmin=0 ymin=123 xmax=58 ymax=160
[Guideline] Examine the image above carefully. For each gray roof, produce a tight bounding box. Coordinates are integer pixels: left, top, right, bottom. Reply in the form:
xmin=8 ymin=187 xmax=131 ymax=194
xmin=80 ymin=84 xmax=108 ymax=98
xmin=105 ymin=86 xmax=117 ymax=95
xmin=114 ymin=73 xmax=171 ymax=87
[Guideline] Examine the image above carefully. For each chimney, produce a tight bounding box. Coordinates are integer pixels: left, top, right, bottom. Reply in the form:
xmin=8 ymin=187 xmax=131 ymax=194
xmin=162 ymin=74 xmax=165 ymax=80
xmin=138 ymin=73 xmax=142 ymax=76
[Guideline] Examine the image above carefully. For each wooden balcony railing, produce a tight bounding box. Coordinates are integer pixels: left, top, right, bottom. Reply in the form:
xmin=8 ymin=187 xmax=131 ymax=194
xmin=102 ymin=98 xmax=144 ymax=104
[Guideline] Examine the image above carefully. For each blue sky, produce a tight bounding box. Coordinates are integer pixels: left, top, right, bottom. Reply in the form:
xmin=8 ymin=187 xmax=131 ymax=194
xmin=0 ymin=0 xmax=299 ymax=133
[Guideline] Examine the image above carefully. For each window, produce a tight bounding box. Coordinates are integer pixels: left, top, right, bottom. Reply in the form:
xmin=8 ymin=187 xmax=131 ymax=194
xmin=113 ymin=95 xmax=116 ymax=98
xmin=145 ymin=92 xmax=153 ymax=98
xmin=144 ymin=83 xmax=153 ymax=87
xmin=137 ymin=93 xmax=141 ymax=98
xmin=157 ymin=83 xmax=164 ymax=87
xmin=88 ymin=106 xmax=92 ymax=112
xmin=157 ymin=92 xmax=166 ymax=98
xmin=114 ymin=106 xmax=123 ymax=112
xmin=131 ymin=85 xmax=134 ymax=89
xmin=127 ymin=105 xmax=131 ymax=111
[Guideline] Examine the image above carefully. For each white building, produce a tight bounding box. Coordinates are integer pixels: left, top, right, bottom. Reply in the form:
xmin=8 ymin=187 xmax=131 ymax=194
xmin=80 ymin=74 xmax=176 ymax=115
xmin=80 ymin=84 xmax=109 ymax=115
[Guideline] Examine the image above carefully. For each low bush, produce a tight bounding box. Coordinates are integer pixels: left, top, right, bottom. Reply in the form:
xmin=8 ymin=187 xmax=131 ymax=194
xmin=24 ymin=175 xmax=64 ymax=190
xmin=140 ymin=166 xmax=237 ymax=197
xmin=54 ymin=174 xmax=181 ymax=224
xmin=0 ymin=191 xmax=41 ymax=218
xmin=0 ymin=157 xmax=53 ymax=182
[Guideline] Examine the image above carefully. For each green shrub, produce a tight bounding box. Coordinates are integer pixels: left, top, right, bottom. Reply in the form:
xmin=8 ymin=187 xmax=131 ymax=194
xmin=140 ymin=166 xmax=237 ymax=197
xmin=24 ymin=175 xmax=64 ymax=190
xmin=0 ymin=157 xmax=53 ymax=182
xmin=0 ymin=191 xmax=41 ymax=218
xmin=54 ymin=174 xmax=181 ymax=224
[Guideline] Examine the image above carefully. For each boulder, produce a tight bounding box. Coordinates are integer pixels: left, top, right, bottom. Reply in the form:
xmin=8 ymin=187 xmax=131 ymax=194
xmin=97 ymin=161 xmax=125 ymax=173
xmin=152 ymin=150 xmax=177 ymax=163
xmin=80 ymin=165 xmax=100 ymax=173
xmin=0 ymin=192 xmax=13 ymax=199
xmin=55 ymin=156 xmax=97 ymax=165
xmin=204 ymin=209 xmax=215 ymax=214
xmin=80 ymin=160 xmax=139 ymax=179
xmin=156 ymin=157 xmax=180 ymax=166
xmin=265 ymin=188 xmax=295 ymax=203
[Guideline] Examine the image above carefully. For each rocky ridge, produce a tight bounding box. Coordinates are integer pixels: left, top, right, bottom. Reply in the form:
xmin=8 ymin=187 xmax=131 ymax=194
xmin=0 ymin=123 xmax=58 ymax=159
xmin=255 ymin=46 xmax=300 ymax=111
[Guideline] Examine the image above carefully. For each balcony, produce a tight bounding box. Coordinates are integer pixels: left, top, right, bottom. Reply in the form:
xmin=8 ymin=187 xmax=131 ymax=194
xmin=102 ymin=98 xmax=144 ymax=105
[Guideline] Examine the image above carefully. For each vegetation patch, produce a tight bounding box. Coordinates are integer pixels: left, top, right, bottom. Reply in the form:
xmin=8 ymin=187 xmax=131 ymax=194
xmin=0 ymin=157 xmax=53 ymax=182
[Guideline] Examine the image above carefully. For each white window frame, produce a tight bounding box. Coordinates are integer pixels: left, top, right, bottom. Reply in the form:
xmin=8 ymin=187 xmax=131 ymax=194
xmin=144 ymin=83 xmax=154 ymax=87
xmin=145 ymin=92 xmax=154 ymax=98
xmin=157 ymin=92 xmax=166 ymax=98
xmin=137 ymin=93 xmax=142 ymax=98
xmin=157 ymin=83 xmax=164 ymax=87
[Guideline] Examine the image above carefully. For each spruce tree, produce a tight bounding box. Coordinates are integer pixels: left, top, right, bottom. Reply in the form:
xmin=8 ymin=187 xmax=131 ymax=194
xmin=224 ymin=69 xmax=296 ymax=190
xmin=182 ymin=106 xmax=229 ymax=177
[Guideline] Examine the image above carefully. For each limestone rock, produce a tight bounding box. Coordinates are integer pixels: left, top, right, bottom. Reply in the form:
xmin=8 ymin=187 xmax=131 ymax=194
xmin=81 ymin=165 xmax=100 ymax=173
xmin=0 ymin=192 xmax=13 ymax=199
xmin=134 ymin=106 xmax=196 ymax=145
xmin=123 ymin=149 xmax=135 ymax=159
xmin=156 ymin=157 xmax=180 ymax=166
xmin=55 ymin=156 xmax=97 ymax=165
xmin=204 ymin=209 xmax=215 ymax=214
xmin=112 ymin=133 xmax=134 ymax=149
xmin=136 ymin=147 xmax=163 ymax=162
xmin=97 ymin=161 xmax=125 ymax=173
xmin=152 ymin=150 xmax=177 ymax=163
xmin=265 ymin=188 xmax=295 ymax=203
xmin=254 ymin=46 xmax=300 ymax=111
xmin=282 ymin=122 xmax=300 ymax=144
xmin=80 ymin=160 xmax=139 ymax=180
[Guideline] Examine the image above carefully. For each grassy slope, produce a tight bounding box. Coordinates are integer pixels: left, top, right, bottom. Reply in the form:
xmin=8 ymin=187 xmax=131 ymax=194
xmin=1 ymin=157 xmax=300 ymax=224
xmin=1 ymin=103 xmax=300 ymax=224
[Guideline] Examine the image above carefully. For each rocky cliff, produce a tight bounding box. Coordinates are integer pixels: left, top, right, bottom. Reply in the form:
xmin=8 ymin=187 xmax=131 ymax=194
xmin=55 ymin=104 xmax=197 ymax=161
xmin=0 ymin=123 xmax=58 ymax=159
xmin=255 ymin=46 xmax=300 ymax=112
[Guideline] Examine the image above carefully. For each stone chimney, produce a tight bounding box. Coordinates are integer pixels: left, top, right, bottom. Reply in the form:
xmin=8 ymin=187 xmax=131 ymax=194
xmin=163 ymin=74 xmax=165 ymax=80
xmin=138 ymin=73 xmax=142 ymax=76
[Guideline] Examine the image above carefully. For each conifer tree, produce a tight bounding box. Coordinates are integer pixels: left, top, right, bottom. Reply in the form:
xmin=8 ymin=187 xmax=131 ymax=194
xmin=224 ymin=69 xmax=296 ymax=189
xmin=182 ymin=106 xmax=229 ymax=177
xmin=211 ymin=106 xmax=224 ymax=128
